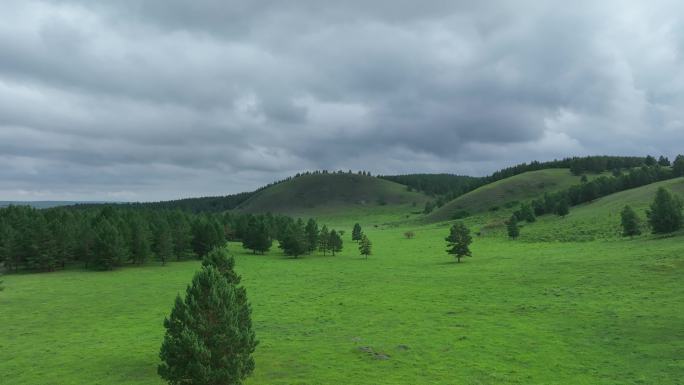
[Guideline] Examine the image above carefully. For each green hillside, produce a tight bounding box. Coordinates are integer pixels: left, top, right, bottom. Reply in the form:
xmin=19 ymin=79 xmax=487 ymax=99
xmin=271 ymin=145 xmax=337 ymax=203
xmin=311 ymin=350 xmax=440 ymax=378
xmin=519 ymin=177 xmax=684 ymax=242
xmin=427 ymin=169 xmax=587 ymax=222
xmin=235 ymin=173 xmax=430 ymax=217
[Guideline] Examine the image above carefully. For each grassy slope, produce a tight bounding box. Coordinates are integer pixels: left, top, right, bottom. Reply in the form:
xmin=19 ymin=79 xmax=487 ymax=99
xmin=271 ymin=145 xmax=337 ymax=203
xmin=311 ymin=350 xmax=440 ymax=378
xmin=236 ymin=173 xmax=430 ymax=219
xmin=518 ymin=177 xmax=684 ymax=242
xmin=2 ymin=217 xmax=683 ymax=384
xmin=427 ymin=169 xmax=588 ymax=222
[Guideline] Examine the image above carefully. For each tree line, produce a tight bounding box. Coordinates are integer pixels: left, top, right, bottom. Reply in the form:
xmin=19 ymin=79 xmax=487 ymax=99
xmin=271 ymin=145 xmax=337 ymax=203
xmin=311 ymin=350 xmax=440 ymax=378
xmin=0 ymin=205 xmax=350 ymax=273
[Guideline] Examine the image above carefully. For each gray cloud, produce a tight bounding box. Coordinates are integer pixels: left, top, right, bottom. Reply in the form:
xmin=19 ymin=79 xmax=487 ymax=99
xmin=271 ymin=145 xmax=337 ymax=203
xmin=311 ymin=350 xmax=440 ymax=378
xmin=1 ymin=0 xmax=683 ymax=200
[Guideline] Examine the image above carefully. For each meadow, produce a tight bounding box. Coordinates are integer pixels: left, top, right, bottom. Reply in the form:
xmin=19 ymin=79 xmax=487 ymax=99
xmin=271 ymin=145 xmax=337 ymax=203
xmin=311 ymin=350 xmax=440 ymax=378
xmin=2 ymin=216 xmax=682 ymax=384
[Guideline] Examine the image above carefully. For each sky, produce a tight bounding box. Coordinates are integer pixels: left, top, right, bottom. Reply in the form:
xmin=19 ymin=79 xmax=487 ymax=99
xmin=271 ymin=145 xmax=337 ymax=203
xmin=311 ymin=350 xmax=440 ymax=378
xmin=1 ymin=1 xmax=683 ymax=201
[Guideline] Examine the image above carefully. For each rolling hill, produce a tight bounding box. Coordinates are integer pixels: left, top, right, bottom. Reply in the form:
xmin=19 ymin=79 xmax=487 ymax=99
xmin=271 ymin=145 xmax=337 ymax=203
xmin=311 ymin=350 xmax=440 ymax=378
xmin=518 ymin=176 xmax=684 ymax=241
xmin=426 ymin=169 xmax=588 ymax=222
xmin=235 ymin=172 xmax=431 ymax=217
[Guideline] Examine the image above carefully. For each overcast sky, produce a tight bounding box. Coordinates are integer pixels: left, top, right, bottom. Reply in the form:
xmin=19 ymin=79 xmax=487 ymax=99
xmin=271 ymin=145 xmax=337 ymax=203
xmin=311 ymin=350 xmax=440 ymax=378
xmin=1 ymin=1 xmax=683 ymax=201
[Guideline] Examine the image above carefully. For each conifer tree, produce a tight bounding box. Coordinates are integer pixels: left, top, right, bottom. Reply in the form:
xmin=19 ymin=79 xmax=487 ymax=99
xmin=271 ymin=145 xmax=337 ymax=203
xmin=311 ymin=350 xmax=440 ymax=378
xmin=445 ymin=222 xmax=472 ymax=263
xmin=279 ymin=221 xmax=307 ymax=258
xmin=647 ymin=187 xmax=683 ymax=234
xmin=92 ymin=218 xmax=127 ymax=270
xmin=507 ymin=216 xmax=520 ymax=239
xmin=329 ymin=230 xmax=343 ymax=256
xmin=358 ymin=234 xmax=372 ymax=259
xmin=158 ymin=253 xmax=257 ymax=385
xmin=673 ymin=155 xmax=684 ymax=177
xmin=129 ymin=215 xmax=152 ymax=265
xmin=304 ymin=218 xmax=319 ymax=253
xmin=318 ymin=225 xmax=330 ymax=256
xmin=352 ymin=223 xmax=362 ymax=242
xmin=154 ymin=220 xmax=174 ymax=266
xmin=556 ymin=199 xmax=570 ymax=217
xmin=620 ymin=205 xmax=641 ymax=237
xmin=658 ymin=156 xmax=671 ymax=167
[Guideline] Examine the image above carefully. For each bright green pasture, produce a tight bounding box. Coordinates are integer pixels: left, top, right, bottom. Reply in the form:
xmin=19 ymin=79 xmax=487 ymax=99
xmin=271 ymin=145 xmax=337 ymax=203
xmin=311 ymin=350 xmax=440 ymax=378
xmin=1 ymin=221 xmax=682 ymax=384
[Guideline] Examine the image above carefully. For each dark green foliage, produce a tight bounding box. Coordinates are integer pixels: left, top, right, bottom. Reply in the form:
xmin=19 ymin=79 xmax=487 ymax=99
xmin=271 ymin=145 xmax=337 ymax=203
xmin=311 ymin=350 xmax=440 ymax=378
xmin=556 ymin=199 xmax=570 ymax=217
xmin=673 ymin=155 xmax=684 ymax=177
xmin=514 ymin=203 xmax=536 ymax=223
xmin=507 ymin=216 xmax=520 ymax=239
xmin=128 ymin=214 xmax=152 ymax=265
xmin=645 ymin=155 xmax=657 ymax=166
xmin=647 ymin=188 xmax=683 ymax=234
xmin=92 ymin=218 xmax=128 ymax=270
xmin=318 ymin=225 xmax=330 ymax=256
xmin=352 ymin=223 xmax=363 ymax=242
xmin=423 ymin=201 xmax=435 ymax=214
xmin=158 ymin=251 xmax=257 ymax=385
xmin=192 ymin=217 xmax=225 ymax=258
xmin=358 ymin=235 xmax=372 ymax=259
xmin=304 ymin=218 xmax=319 ymax=253
xmin=658 ymin=156 xmax=671 ymax=167
xmin=620 ymin=205 xmax=641 ymax=237
xmin=451 ymin=210 xmax=470 ymax=220
xmin=153 ymin=219 xmax=174 ymax=265
xmin=279 ymin=220 xmax=307 ymax=258
xmin=531 ymin=165 xmax=676 ymax=218
xmin=242 ymin=217 xmax=272 ymax=254
xmin=445 ymin=222 xmax=472 ymax=263
xmin=329 ymin=230 xmax=343 ymax=256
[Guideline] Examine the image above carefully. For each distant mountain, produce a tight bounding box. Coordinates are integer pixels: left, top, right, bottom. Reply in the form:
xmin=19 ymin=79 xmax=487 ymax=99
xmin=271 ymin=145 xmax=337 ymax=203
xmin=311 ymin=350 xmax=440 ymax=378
xmin=0 ymin=201 xmax=113 ymax=209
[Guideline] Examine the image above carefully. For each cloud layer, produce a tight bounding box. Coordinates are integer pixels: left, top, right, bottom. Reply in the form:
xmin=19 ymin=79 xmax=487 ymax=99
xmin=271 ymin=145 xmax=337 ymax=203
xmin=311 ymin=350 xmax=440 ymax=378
xmin=1 ymin=0 xmax=683 ymax=200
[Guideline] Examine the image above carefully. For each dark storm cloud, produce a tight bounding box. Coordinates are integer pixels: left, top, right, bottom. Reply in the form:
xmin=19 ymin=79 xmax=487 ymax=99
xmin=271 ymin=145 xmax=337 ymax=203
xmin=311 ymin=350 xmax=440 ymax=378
xmin=1 ymin=0 xmax=683 ymax=200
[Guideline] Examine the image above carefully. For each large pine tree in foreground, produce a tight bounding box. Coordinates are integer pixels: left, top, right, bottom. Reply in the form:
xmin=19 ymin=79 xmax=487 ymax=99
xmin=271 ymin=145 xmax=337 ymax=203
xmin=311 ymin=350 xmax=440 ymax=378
xmin=158 ymin=248 xmax=257 ymax=385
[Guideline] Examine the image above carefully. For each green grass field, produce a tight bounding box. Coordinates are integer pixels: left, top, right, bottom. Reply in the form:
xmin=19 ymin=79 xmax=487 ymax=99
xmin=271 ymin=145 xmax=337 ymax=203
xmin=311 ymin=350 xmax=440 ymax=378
xmin=2 ymin=215 xmax=683 ymax=384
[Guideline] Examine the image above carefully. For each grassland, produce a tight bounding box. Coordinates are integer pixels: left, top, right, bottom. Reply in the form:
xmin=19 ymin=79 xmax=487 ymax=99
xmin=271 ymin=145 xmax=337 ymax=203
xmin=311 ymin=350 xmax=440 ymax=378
xmin=427 ymin=169 xmax=594 ymax=222
xmin=2 ymin=211 xmax=683 ymax=384
xmin=236 ymin=173 xmax=430 ymax=217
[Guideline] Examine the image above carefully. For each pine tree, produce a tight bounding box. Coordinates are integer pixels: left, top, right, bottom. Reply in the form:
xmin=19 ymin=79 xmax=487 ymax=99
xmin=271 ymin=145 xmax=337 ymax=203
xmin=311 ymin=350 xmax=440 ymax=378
xmin=92 ymin=218 xmax=128 ymax=270
xmin=318 ymin=225 xmax=330 ymax=256
xmin=279 ymin=221 xmax=307 ymax=258
xmin=673 ymin=155 xmax=684 ymax=177
xmin=647 ymin=187 xmax=683 ymax=234
xmin=154 ymin=220 xmax=174 ymax=266
xmin=158 ymin=255 xmax=257 ymax=385
xmin=517 ymin=203 xmax=536 ymax=223
xmin=27 ymin=215 xmax=57 ymax=271
xmin=329 ymin=230 xmax=343 ymax=256
xmin=358 ymin=234 xmax=372 ymax=259
xmin=304 ymin=218 xmax=319 ymax=254
xmin=352 ymin=223 xmax=362 ymax=242
xmin=129 ymin=215 xmax=152 ymax=265
xmin=620 ymin=205 xmax=641 ymax=237
xmin=507 ymin=216 xmax=520 ymax=239
xmin=251 ymin=218 xmax=272 ymax=254
xmin=658 ymin=156 xmax=671 ymax=167
xmin=445 ymin=222 xmax=472 ymax=263
xmin=556 ymin=199 xmax=570 ymax=217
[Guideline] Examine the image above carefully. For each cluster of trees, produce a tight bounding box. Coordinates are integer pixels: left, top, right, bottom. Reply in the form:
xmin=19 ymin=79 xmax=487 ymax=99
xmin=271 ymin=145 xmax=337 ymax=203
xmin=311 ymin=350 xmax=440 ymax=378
xmin=621 ymin=187 xmax=683 ymax=237
xmin=158 ymin=248 xmax=257 ymax=385
xmin=0 ymin=205 xmax=227 ymax=272
xmin=276 ymin=218 xmax=343 ymax=258
xmin=530 ymin=166 xmax=674 ymax=218
xmin=379 ymin=174 xmax=480 ymax=199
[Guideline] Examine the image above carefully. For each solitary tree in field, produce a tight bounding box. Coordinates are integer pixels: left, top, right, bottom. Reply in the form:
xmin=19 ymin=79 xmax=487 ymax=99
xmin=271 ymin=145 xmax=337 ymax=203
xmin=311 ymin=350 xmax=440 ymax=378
xmin=352 ymin=223 xmax=363 ymax=242
xmin=318 ymin=225 xmax=330 ymax=255
xmin=329 ymin=230 xmax=343 ymax=256
xmin=404 ymin=231 xmax=415 ymax=239
xmin=620 ymin=205 xmax=641 ymax=238
xmin=445 ymin=222 xmax=472 ymax=263
xmin=159 ymin=250 xmax=257 ymax=385
xmin=647 ymin=187 xmax=683 ymax=234
xmin=358 ymin=235 xmax=372 ymax=259
xmin=507 ymin=216 xmax=520 ymax=239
